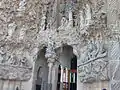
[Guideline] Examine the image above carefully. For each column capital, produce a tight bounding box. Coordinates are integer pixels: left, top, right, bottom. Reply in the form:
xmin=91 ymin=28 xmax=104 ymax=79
xmin=45 ymin=44 xmax=57 ymax=63
xmin=48 ymin=61 xmax=54 ymax=68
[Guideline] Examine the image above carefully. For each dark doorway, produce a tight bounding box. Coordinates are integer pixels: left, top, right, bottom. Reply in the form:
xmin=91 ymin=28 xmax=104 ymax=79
xmin=56 ymin=55 xmax=77 ymax=90
xmin=36 ymin=67 xmax=42 ymax=90
xmin=70 ymin=55 xmax=77 ymax=90
xmin=57 ymin=65 xmax=61 ymax=90
xmin=36 ymin=85 xmax=41 ymax=90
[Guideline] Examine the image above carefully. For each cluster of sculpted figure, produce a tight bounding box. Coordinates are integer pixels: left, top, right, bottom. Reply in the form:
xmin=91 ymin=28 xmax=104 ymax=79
xmin=82 ymin=38 xmax=107 ymax=63
xmin=6 ymin=54 xmax=29 ymax=67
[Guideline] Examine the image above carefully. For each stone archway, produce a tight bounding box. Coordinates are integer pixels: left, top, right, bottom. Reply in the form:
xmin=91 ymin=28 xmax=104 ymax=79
xmin=32 ymin=47 xmax=49 ymax=90
xmin=55 ymin=45 xmax=77 ymax=90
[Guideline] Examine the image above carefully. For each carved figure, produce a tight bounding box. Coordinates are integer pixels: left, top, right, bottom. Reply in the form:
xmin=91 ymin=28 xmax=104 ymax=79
xmin=78 ymin=40 xmax=108 ymax=82
xmin=8 ymin=55 xmax=17 ymax=65
xmin=19 ymin=25 xmax=26 ymax=40
xmin=7 ymin=22 xmax=17 ymax=39
xmin=40 ymin=12 xmax=47 ymax=30
xmin=100 ymin=12 xmax=107 ymax=26
xmin=58 ymin=16 xmax=68 ymax=29
xmin=18 ymin=0 xmax=26 ymax=11
xmin=85 ymin=4 xmax=91 ymax=25
xmin=87 ymin=40 xmax=97 ymax=59
xmin=0 ymin=47 xmax=5 ymax=63
xmin=79 ymin=9 xmax=90 ymax=36
xmin=79 ymin=10 xmax=85 ymax=29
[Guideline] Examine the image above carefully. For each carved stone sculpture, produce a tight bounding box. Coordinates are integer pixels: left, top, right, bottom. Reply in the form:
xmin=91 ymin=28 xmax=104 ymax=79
xmin=78 ymin=40 xmax=108 ymax=83
xmin=19 ymin=25 xmax=27 ymax=40
xmin=58 ymin=16 xmax=68 ymax=30
xmin=84 ymin=4 xmax=92 ymax=26
xmin=0 ymin=64 xmax=32 ymax=80
xmin=18 ymin=0 xmax=26 ymax=11
xmin=45 ymin=41 xmax=56 ymax=63
xmin=7 ymin=22 xmax=17 ymax=40
xmin=40 ymin=10 xmax=47 ymax=30
xmin=0 ymin=0 xmax=120 ymax=90
xmin=16 ymin=0 xmax=27 ymax=17
xmin=0 ymin=47 xmax=6 ymax=63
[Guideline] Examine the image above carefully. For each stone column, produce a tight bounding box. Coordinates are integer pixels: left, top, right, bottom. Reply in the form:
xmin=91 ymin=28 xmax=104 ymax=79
xmin=45 ymin=44 xmax=57 ymax=90
xmin=51 ymin=62 xmax=59 ymax=90
xmin=48 ymin=62 xmax=54 ymax=84
xmin=47 ymin=61 xmax=54 ymax=90
xmin=31 ymin=61 xmax=36 ymax=90
xmin=60 ymin=65 xmax=63 ymax=90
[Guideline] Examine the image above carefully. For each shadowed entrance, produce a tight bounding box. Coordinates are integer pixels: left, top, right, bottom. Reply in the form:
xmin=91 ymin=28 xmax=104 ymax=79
xmin=56 ymin=45 xmax=77 ymax=90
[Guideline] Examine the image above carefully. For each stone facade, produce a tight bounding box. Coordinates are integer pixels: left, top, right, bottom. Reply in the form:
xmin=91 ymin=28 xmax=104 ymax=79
xmin=0 ymin=0 xmax=120 ymax=90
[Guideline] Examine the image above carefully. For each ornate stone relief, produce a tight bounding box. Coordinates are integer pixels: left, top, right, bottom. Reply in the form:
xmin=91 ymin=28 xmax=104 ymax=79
xmin=27 ymin=0 xmax=110 ymax=83
xmin=78 ymin=40 xmax=108 ymax=83
xmin=0 ymin=64 xmax=32 ymax=80
xmin=38 ymin=1 xmax=110 ymax=83
xmin=0 ymin=44 xmax=32 ymax=80
xmin=0 ymin=0 xmax=46 ymax=81
xmin=0 ymin=0 xmax=119 ymax=86
xmin=45 ymin=30 xmax=57 ymax=63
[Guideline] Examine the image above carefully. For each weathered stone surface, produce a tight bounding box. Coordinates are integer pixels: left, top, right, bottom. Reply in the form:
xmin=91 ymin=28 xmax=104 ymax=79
xmin=0 ymin=64 xmax=32 ymax=80
xmin=0 ymin=0 xmax=120 ymax=90
xmin=78 ymin=40 xmax=109 ymax=83
xmin=0 ymin=0 xmax=43 ymax=81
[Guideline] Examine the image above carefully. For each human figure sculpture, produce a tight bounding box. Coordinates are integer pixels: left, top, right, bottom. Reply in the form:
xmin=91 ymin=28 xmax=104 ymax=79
xmin=58 ymin=16 xmax=68 ymax=29
xmin=87 ymin=40 xmax=97 ymax=59
xmin=7 ymin=22 xmax=17 ymax=39
xmin=40 ymin=12 xmax=47 ymax=30
xmin=85 ymin=4 xmax=91 ymax=25
xmin=79 ymin=10 xmax=85 ymax=29
xmin=81 ymin=37 xmax=107 ymax=63
xmin=19 ymin=25 xmax=26 ymax=40
xmin=8 ymin=54 xmax=16 ymax=65
xmin=0 ymin=47 xmax=5 ymax=63
xmin=17 ymin=0 xmax=26 ymax=16
xmin=18 ymin=0 xmax=26 ymax=11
